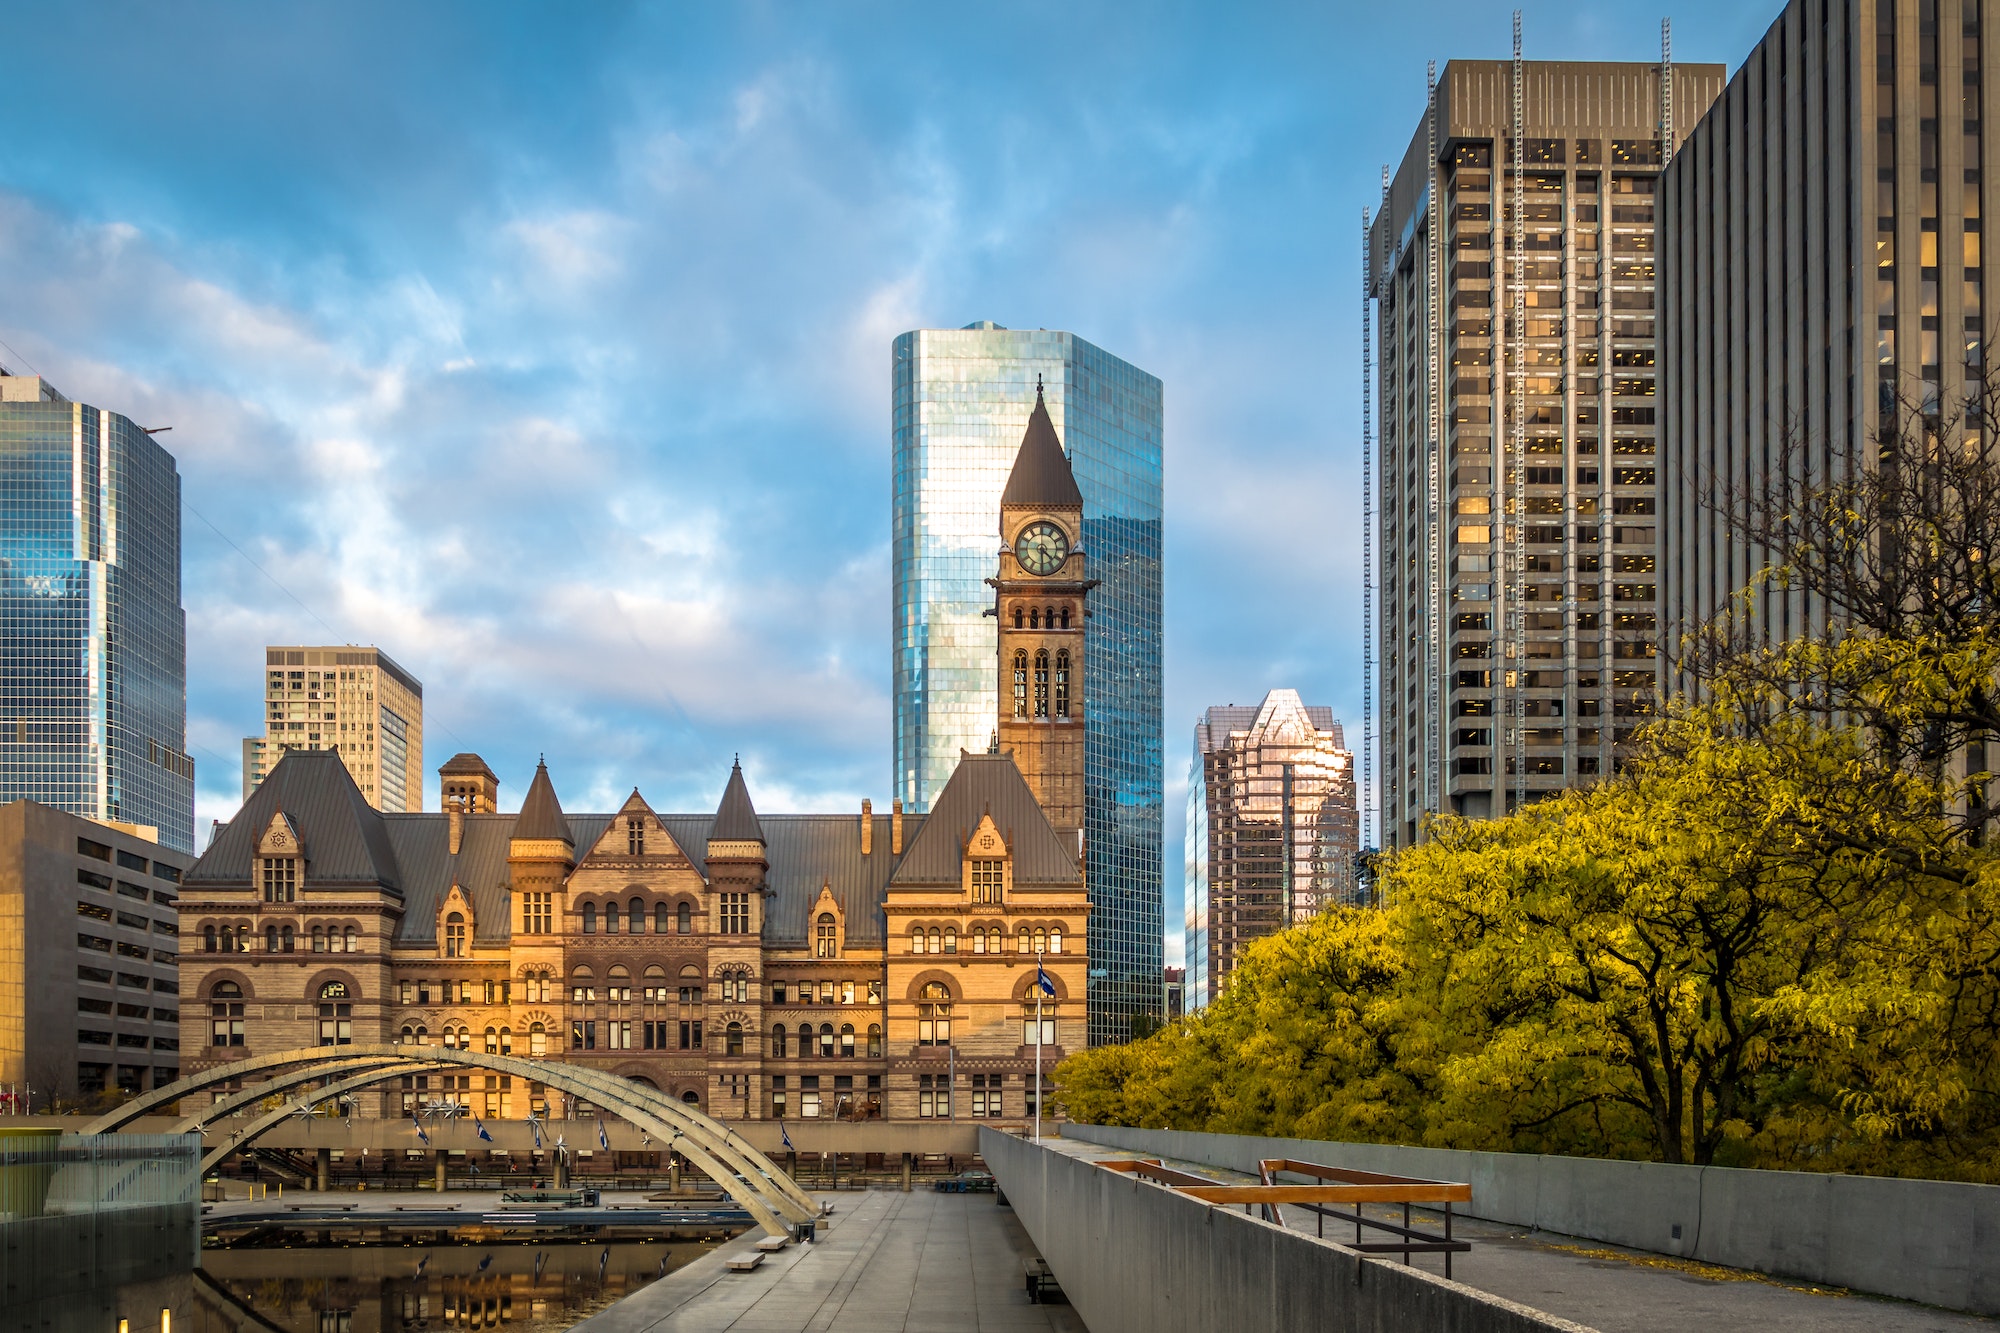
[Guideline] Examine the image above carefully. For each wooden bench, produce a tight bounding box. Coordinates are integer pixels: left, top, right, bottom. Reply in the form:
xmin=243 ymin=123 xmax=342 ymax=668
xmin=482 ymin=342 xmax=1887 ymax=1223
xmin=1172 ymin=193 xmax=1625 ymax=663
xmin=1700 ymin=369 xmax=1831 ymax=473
xmin=726 ymin=1253 xmax=766 ymax=1273
xmin=1024 ymin=1258 xmax=1064 ymax=1304
xmin=754 ymin=1236 xmax=790 ymax=1253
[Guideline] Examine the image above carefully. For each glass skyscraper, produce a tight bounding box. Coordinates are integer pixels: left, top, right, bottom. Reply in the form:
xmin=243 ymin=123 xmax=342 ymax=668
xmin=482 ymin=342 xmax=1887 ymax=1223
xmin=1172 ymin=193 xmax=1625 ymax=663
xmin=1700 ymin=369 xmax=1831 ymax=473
xmin=0 ymin=373 xmax=192 ymax=852
xmin=892 ymin=324 xmax=1164 ymax=1044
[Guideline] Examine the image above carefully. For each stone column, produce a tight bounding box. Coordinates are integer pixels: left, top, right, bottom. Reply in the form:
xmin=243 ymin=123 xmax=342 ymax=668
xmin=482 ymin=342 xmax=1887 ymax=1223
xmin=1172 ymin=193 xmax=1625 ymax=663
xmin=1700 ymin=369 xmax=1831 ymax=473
xmin=669 ymin=1153 xmax=681 ymax=1193
xmin=901 ymin=1152 xmax=912 ymax=1193
xmin=317 ymin=1147 xmax=330 ymax=1192
xmin=434 ymin=1151 xmax=447 ymax=1193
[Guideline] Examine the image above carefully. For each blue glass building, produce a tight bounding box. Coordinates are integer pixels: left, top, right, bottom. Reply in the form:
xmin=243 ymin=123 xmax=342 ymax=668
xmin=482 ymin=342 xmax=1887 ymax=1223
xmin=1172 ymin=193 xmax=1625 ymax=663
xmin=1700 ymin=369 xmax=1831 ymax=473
xmin=0 ymin=374 xmax=192 ymax=851
xmin=892 ymin=324 xmax=1163 ymax=1044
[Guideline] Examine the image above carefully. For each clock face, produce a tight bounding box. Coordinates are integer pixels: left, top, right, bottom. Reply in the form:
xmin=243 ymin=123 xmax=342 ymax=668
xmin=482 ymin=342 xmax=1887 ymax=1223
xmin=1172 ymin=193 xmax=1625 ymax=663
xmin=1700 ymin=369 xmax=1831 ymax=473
xmin=1015 ymin=521 xmax=1070 ymax=576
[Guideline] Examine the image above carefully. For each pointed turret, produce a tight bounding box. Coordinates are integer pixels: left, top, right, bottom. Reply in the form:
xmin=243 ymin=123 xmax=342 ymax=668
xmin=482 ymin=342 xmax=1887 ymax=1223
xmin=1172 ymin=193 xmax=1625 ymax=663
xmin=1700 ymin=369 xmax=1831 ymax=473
xmin=513 ymin=758 xmax=572 ymax=845
xmin=712 ymin=757 xmax=766 ymax=844
xmin=1001 ymin=382 xmax=1084 ymax=509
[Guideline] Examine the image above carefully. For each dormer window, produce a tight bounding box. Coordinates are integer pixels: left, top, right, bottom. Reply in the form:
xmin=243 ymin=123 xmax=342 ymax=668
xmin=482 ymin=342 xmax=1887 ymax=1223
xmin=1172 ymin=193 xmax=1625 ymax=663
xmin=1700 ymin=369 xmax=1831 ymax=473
xmin=444 ymin=912 xmax=466 ymax=958
xmin=815 ymin=913 xmax=837 ymax=958
xmin=970 ymin=858 xmax=1004 ymax=905
xmin=261 ymin=857 xmax=296 ymax=903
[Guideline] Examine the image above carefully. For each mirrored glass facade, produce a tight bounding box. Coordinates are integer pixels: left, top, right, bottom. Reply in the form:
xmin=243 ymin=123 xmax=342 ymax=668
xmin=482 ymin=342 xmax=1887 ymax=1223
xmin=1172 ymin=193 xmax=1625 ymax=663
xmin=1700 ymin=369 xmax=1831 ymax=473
xmin=0 ymin=378 xmax=191 ymax=851
xmin=892 ymin=325 xmax=1164 ymax=1044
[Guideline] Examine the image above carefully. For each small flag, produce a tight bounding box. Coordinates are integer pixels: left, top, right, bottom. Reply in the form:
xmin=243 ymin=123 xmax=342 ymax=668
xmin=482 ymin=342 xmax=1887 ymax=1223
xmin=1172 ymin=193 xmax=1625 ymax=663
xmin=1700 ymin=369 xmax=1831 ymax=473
xmin=780 ymin=1121 xmax=794 ymax=1151
xmin=413 ymin=1113 xmax=430 ymax=1146
xmin=476 ymin=1117 xmax=493 ymax=1144
xmin=598 ymin=1118 xmax=610 ymax=1152
xmin=1036 ymin=962 xmax=1056 ymax=997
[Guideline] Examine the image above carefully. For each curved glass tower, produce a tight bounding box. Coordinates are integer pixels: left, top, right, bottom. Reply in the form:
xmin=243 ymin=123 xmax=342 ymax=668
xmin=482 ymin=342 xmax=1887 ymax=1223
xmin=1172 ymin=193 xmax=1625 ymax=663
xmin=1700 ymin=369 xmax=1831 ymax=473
xmin=892 ymin=324 xmax=1163 ymax=1044
xmin=0 ymin=374 xmax=191 ymax=851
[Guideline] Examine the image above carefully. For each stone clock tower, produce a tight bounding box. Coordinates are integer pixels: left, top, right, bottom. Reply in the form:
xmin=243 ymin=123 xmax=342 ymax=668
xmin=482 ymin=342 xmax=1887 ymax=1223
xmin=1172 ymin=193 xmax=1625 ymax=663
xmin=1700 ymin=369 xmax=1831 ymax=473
xmin=990 ymin=382 xmax=1095 ymax=837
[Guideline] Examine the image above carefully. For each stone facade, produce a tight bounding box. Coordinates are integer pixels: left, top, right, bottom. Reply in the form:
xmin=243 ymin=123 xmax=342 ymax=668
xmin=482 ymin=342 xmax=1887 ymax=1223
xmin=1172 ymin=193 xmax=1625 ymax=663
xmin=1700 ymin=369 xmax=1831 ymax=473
xmin=177 ymin=407 xmax=1092 ymax=1126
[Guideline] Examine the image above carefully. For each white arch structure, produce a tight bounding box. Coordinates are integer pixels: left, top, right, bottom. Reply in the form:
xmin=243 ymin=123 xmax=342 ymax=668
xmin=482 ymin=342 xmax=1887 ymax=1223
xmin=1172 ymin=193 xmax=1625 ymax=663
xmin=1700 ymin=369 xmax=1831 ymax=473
xmin=74 ymin=1044 xmax=814 ymax=1236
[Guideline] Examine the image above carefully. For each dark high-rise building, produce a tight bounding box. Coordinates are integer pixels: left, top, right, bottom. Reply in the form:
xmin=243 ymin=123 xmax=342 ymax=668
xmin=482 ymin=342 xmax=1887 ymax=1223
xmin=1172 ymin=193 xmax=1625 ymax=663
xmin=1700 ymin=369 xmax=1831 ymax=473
xmin=0 ymin=372 xmax=192 ymax=852
xmin=1369 ymin=56 xmax=1724 ymax=846
xmin=1660 ymin=0 xmax=1993 ymax=664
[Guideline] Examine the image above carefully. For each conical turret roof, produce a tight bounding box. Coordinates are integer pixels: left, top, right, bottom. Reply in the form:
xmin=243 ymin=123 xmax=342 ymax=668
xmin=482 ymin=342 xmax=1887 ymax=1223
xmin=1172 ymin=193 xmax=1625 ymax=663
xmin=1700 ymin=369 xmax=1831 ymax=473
xmin=1001 ymin=383 xmax=1083 ymax=509
xmin=712 ymin=757 xmax=766 ymax=842
xmin=513 ymin=759 xmax=572 ymax=843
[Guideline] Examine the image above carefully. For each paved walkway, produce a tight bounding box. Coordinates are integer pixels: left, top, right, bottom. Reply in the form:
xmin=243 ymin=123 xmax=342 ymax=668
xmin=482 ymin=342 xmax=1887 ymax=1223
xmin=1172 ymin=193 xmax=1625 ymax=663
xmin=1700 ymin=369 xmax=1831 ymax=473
xmin=1045 ymin=1137 xmax=1994 ymax=1333
xmin=571 ymin=1188 xmax=1086 ymax=1332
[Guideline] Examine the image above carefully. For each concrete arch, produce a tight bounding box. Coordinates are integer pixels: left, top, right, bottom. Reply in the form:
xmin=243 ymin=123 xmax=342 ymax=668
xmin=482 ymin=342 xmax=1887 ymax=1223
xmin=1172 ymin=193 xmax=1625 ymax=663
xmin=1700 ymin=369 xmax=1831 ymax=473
xmin=178 ymin=1056 xmax=406 ymax=1131
xmin=74 ymin=1044 xmax=816 ymax=1234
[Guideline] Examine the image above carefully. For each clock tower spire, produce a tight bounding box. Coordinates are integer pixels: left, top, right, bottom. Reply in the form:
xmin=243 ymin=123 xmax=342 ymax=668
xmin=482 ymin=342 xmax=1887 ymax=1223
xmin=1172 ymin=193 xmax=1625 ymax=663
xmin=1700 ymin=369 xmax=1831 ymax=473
xmin=990 ymin=380 xmax=1093 ymax=836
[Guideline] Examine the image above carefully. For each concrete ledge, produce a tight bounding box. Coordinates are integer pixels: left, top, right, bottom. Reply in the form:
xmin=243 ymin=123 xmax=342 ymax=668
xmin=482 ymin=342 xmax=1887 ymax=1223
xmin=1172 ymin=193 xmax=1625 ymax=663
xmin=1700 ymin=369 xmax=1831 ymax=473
xmin=982 ymin=1128 xmax=1597 ymax=1333
xmin=1062 ymin=1124 xmax=2000 ymax=1316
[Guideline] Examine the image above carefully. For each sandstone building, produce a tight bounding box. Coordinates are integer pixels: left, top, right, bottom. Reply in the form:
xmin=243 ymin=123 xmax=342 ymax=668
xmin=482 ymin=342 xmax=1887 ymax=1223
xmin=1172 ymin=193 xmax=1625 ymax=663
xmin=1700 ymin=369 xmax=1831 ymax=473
xmin=178 ymin=401 xmax=1091 ymax=1125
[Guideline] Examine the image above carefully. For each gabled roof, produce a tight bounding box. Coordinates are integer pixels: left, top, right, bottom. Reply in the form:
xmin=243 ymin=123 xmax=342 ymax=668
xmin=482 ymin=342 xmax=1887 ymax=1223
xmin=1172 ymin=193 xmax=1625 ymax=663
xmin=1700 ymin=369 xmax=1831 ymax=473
xmin=661 ymin=810 xmax=921 ymax=947
xmin=513 ymin=760 xmax=571 ymax=843
xmin=889 ymin=752 xmax=1079 ymax=886
xmin=711 ymin=759 xmax=765 ymax=843
xmin=1000 ymin=385 xmax=1084 ymax=510
xmin=185 ymin=749 xmax=403 ymax=894
xmin=390 ymin=812 xmax=613 ymax=945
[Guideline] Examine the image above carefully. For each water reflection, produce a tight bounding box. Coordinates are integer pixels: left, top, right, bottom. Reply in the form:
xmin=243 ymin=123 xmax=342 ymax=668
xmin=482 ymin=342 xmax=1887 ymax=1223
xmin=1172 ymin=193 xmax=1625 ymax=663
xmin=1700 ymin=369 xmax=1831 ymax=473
xmin=191 ymin=1238 xmax=721 ymax=1331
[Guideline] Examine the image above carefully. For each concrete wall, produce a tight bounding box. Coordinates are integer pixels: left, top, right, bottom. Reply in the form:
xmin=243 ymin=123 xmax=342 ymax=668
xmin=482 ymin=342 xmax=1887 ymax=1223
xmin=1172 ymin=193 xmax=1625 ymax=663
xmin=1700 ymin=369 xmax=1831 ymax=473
xmin=1063 ymin=1124 xmax=2000 ymax=1316
xmin=981 ymin=1127 xmax=1594 ymax=1333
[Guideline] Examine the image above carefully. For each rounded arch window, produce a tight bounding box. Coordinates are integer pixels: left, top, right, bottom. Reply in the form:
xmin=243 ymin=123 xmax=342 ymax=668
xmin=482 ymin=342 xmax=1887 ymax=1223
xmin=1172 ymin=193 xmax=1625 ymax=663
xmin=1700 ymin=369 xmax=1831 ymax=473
xmin=656 ymin=901 xmax=671 ymax=933
xmin=927 ymin=926 xmax=941 ymax=953
xmin=444 ymin=911 xmax=466 ymax=957
xmin=202 ymin=924 xmax=217 ymax=953
xmin=909 ymin=925 xmax=922 ymax=954
xmin=677 ymin=901 xmax=692 ymax=934
xmin=1033 ymin=649 xmax=1050 ymax=717
xmin=581 ymin=903 xmax=598 ymax=934
xmin=818 ymin=1023 xmax=835 ymax=1058
xmin=529 ymin=1023 xmax=548 ymax=1057
xmin=630 ymin=896 xmax=646 ymax=934
xmin=604 ymin=898 xmax=620 ymax=934
xmin=839 ymin=1023 xmax=855 ymax=1058
xmin=484 ymin=1025 xmax=499 ymax=1055
xmin=343 ymin=926 xmax=357 ymax=952
xmin=1012 ymin=650 xmax=1029 ymax=718
xmin=1013 ymin=605 xmax=1024 ymax=628
xmin=1029 ymin=606 xmax=1040 ymax=629
xmin=310 ymin=925 xmax=325 ymax=952
xmin=943 ymin=926 xmax=957 ymax=954
xmin=608 ymin=964 xmax=630 ymax=978
xmin=681 ymin=1090 xmax=700 ymax=1105
xmin=1054 ymin=649 xmax=1071 ymax=718
xmin=1049 ymin=927 xmax=1063 ymax=954
xmin=644 ymin=964 xmax=667 ymax=979
xmin=867 ymin=1023 xmax=883 ymax=1058
xmin=500 ymin=1025 xmax=513 ymax=1055
xmin=678 ymin=963 xmax=702 ymax=979
xmin=317 ymin=980 xmax=349 ymax=1000
xmin=772 ymin=1023 xmax=788 ymax=1058
xmin=726 ymin=1021 xmax=745 ymax=1056
xmin=815 ymin=913 xmax=837 ymax=958
xmin=918 ymin=982 xmax=952 ymax=1046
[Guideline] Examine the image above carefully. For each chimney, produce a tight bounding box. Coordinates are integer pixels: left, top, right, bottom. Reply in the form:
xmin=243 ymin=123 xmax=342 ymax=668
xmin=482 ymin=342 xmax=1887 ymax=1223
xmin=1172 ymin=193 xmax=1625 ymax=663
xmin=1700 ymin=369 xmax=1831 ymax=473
xmin=448 ymin=795 xmax=464 ymax=856
xmin=891 ymin=800 xmax=905 ymax=855
xmin=860 ymin=798 xmax=873 ymax=856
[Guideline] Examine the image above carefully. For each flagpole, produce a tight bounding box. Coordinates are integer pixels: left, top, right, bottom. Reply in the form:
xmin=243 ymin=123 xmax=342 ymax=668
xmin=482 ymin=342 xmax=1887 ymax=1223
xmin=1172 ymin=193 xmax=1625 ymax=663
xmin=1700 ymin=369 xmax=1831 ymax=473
xmin=1034 ymin=976 xmax=1043 ymax=1144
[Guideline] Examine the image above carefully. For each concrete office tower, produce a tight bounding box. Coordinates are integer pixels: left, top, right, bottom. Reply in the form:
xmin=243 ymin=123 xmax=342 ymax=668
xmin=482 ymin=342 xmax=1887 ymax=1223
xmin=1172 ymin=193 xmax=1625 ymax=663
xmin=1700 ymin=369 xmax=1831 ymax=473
xmin=892 ymin=324 xmax=1164 ymax=1044
xmin=0 ymin=801 xmax=194 ymax=1099
xmin=1661 ymin=0 xmax=1993 ymax=666
xmin=1183 ymin=690 xmax=1358 ymax=1010
xmin=242 ymin=646 xmax=423 ymax=811
xmin=0 ymin=372 xmax=193 ymax=852
xmin=1370 ymin=57 xmax=1724 ymax=848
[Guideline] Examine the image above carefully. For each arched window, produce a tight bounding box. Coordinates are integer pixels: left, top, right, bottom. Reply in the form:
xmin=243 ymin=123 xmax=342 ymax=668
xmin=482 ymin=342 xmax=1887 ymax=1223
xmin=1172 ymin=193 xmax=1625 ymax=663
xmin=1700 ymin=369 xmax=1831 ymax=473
xmin=1034 ymin=927 xmax=1047 ymax=954
xmin=1029 ymin=606 xmax=1039 ymax=629
xmin=604 ymin=899 xmax=619 ymax=934
xmin=681 ymin=1090 xmax=700 ymax=1106
xmin=1054 ymin=649 xmax=1071 ymax=719
xmin=928 ymin=926 xmax=941 ymax=954
xmin=484 ymin=1026 xmax=499 ymax=1055
xmin=726 ymin=1022 xmax=744 ymax=1057
xmin=203 ymin=925 xmax=217 ymax=953
xmin=413 ymin=1025 xmax=429 ymax=1046
xmin=1044 ymin=605 xmax=1055 ymax=628
xmin=265 ymin=925 xmax=278 ymax=954
xmin=944 ymin=926 xmax=957 ymax=954
xmin=819 ymin=1023 xmax=835 ymax=1058
xmin=677 ymin=902 xmax=691 ymax=934
xmin=918 ymin=982 xmax=952 ymax=1046
xmin=210 ymin=982 xmax=245 ymax=1048
xmin=815 ymin=913 xmax=837 ymax=958
xmin=1060 ymin=606 xmax=1071 ymax=629
xmin=1022 ymin=1002 xmax=1058 ymax=1046
xmin=281 ymin=924 xmax=295 ymax=953
xmin=444 ymin=911 xmax=466 ymax=958
xmin=867 ymin=1023 xmax=883 ymax=1058
xmin=529 ymin=1023 xmax=548 ymax=1057
xmin=310 ymin=925 xmax=325 ymax=953
xmin=317 ymin=981 xmax=351 ymax=1046
xmin=630 ymin=897 xmax=646 ymax=934
xmin=656 ymin=902 xmax=671 ymax=933
xmin=500 ymin=1026 xmax=513 ymax=1055
xmin=443 ymin=1027 xmax=459 ymax=1050
xmin=840 ymin=1023 xmax=855 ymax=1058
xmin=909 ymin=926 xmax=922 ymax=954
xmin=582 ymin=903 xmax=597 ymax=934
xmin=1013 ymin=606 xmax=1024 ymax=628
xmin=1013 ymin=650 xmax=1029 ymax=719
xmin=1018 ymin=926 xmax=1030 ymax=953
xmin=772 ymin=1025 xmax=788 ymax=1059
xmin=973 ymin=928 xmax=987 ymax=954
xmin=1050 ymin=927 xmax=1063 ymax=954
xmin=344 ymin=926 xmax=357 ymax=952
xmin=399 ymin=1025 xmax=415 ymax=1045
xmin=1033 ymin=649 xmax=1050 ymax=717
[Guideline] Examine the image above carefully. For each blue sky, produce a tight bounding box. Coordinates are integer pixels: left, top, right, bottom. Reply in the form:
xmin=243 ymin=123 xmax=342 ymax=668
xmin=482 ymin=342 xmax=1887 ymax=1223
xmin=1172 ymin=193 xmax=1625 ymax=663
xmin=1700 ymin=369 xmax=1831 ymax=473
xmin=0 ymin=1 xmax=1777 ymax=963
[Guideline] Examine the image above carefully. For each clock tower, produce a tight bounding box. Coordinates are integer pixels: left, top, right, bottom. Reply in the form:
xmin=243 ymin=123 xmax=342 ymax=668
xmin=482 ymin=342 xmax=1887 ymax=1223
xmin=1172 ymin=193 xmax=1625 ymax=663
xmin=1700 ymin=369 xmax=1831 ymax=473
xmin=990 ymin=381 xmax=1094 ymax=836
